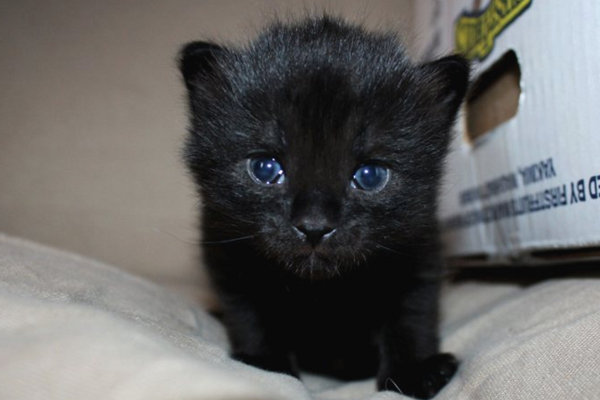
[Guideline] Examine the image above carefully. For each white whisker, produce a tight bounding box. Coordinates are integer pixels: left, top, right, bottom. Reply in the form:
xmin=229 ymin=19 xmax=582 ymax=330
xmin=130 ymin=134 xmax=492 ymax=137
xmin=201 ymin=235 xmax=256 ymax=245
xmin=375 ymin=243 xmax=408 ymax=256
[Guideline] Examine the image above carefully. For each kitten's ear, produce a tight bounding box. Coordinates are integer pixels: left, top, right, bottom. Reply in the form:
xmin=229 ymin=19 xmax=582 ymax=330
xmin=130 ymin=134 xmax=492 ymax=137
xmin=419 ymin=55 xmax=470 ymax=117
xmin=178 ymin=41 xmax=226 ymax=91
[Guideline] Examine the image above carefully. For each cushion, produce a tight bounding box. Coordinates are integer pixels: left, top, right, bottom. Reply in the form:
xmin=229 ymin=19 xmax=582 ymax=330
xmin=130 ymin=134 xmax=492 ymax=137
xmin=1 ymin=232 xmax=599 ymax=399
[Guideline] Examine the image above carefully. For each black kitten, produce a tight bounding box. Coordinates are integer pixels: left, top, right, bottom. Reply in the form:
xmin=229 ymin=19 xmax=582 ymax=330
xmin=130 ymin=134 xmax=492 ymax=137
xmin=180 ymin=16 xmax=468 ymax=399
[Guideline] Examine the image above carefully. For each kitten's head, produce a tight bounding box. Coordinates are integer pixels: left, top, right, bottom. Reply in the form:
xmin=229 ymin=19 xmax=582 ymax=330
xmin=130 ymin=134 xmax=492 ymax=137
xmin=180 ymin=16 xmax=469 ymax=279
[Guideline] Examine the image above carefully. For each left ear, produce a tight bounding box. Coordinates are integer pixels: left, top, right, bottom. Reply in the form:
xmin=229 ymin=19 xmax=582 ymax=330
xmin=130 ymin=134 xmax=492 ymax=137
xmin=419 ymin=55 xmax=470 ymax=117
xmin=178 ymin=41 xmax=226 ymax=92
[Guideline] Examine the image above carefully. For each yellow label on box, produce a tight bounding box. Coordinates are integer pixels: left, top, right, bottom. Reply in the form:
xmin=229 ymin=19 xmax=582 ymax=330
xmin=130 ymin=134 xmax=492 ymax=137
xmin=455 ymin=0 xmax=532 ymax=61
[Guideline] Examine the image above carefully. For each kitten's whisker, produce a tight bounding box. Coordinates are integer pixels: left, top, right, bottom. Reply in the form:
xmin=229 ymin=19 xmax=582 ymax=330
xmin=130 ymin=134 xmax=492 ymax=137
xmin=206 ymin=208 xmax=256 ymax=226
xmin=375 ymin=243 xmax=408 ymax=256
xmin=152 ymin=228 xmax=198 ymax=245
xmin=201 ymin=235 xmax=256 ymax=245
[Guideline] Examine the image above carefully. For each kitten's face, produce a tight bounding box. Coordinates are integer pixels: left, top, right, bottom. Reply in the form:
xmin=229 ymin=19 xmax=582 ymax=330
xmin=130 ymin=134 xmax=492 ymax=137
xmin=181 ymin=19 xmax=468 ymax=279
xmin=237 ymin=71 xmax=399 ymax=278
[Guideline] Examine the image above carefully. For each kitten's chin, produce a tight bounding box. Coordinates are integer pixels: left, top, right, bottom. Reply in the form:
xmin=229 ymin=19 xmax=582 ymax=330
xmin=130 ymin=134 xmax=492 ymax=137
xmin=261 ymin=235 xmax=361 ymax=280
xmin=286 ymin=251 xmax=344 ymax=280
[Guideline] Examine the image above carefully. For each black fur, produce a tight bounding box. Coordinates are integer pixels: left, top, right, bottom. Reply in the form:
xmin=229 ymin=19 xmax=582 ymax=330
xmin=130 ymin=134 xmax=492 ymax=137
xmin=179 ymin=16 xmax=468 ymax=399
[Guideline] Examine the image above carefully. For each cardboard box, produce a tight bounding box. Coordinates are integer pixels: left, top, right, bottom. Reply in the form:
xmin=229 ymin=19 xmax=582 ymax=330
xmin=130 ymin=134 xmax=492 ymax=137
xmin=414 ymin=0 xmax=600 ymax=265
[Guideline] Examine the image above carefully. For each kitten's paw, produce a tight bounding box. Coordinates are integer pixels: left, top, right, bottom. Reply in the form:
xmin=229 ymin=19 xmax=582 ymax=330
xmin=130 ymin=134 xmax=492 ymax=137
xmin=377 ymin=353 xmax=458 ymax=399
xmin=416 ymin=353 xmax=458 ymax=398
xmin=232 ymin=352 xmax=299 ymax=377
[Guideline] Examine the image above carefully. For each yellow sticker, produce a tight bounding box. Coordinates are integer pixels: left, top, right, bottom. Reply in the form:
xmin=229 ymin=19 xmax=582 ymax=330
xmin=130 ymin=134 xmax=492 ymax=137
xmin=455 ymin=0 xmax=533 ymax=61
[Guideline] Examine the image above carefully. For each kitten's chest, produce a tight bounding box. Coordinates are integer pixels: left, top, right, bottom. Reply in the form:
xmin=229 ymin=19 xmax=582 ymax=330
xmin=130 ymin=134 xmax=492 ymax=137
xmin=280 ymin=275 xmax=389 ymax=361
xmin=283 ymin=272 xmax=393 ymax=327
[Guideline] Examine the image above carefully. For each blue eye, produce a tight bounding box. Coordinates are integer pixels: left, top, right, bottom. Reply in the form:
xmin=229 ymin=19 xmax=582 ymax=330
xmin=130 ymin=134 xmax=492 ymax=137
xmin=248 ymin=157 xmax=285 ymax=185
xmin=351 ymin=164 xmax=389 ymax=191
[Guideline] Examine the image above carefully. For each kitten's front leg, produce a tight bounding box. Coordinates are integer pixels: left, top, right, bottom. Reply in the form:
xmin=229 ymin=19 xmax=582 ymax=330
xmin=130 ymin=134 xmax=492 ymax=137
xmin=222 ymin=294 xmax=298 ymax=377
xmin=206 ymin=245 xmax=297 ymax=376
xmin=377 ymin=279 xmax=457 ymax=399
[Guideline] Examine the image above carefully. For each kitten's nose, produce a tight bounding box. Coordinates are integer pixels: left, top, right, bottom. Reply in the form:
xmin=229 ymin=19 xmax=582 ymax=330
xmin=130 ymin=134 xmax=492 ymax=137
xmin=291 ymin=189 xmax=340 ymax=247
xmin=293 ymin=220 xmax=336 ymax=247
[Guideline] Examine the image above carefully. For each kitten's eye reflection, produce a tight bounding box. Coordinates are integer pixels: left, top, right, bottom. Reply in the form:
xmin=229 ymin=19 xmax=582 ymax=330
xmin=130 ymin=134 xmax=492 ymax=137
xmin=247 ymin=157 xmax=285 ymax=185
xmin=351 ymin=165 xmax=389 ymax=191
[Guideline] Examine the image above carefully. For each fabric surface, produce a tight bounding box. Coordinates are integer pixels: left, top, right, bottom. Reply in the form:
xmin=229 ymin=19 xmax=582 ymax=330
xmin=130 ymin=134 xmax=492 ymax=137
xmin=1 ymin=232 xmax=599 ymax=400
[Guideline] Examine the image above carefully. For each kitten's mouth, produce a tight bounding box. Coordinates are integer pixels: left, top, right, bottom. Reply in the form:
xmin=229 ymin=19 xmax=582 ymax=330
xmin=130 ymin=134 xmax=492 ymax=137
xmin=290 ymin=251 xmax=340 ymax=280
xmin=283 ymin=243 xmax=347 ymax=280
xmin=261 ymin=229 xmax=355 ymax=280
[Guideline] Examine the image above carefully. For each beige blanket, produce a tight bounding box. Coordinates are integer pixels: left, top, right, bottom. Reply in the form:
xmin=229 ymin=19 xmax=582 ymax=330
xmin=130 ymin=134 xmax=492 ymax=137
xmin=1 ymin=232 xmax=599 ymax=399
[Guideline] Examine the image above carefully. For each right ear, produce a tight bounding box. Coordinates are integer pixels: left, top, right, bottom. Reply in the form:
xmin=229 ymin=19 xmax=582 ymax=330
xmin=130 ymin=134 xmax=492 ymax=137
xmin=178 ymin=41 xmax=225 ymax=91
xmin=418 ymin=55 xmax=470 ymax=118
